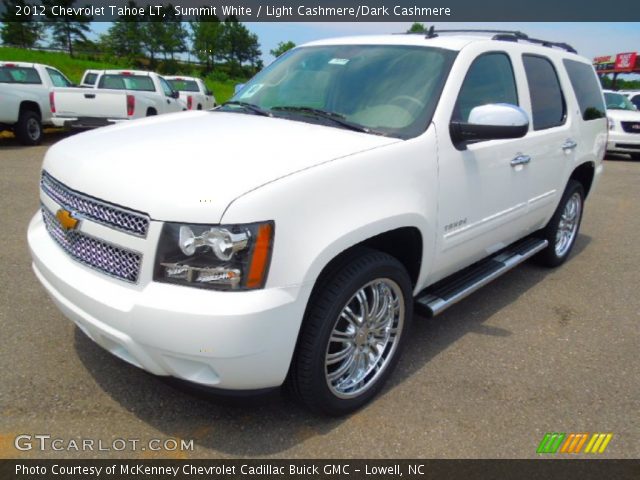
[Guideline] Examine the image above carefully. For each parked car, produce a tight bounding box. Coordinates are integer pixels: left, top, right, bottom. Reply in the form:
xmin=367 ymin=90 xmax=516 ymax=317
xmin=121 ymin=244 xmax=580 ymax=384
xmin=604 ymin=90 xmax=640 ymax=160
xmin=165 ymin=76 xmax=216 ymax=110
xmin=0 ymin=61 xmax=73 ymax=145
xmin=79 ymin=69 xmax=101 ymax=88
xmin=50 ymin=70 xmax=185 ymax=129
xmin=28 ymin=31 xmax=606 ymax=415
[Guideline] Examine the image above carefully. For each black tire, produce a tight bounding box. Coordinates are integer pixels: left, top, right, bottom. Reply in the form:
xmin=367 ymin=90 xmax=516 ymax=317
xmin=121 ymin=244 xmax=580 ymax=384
xmin=197 ymin=104 xmax=202 ymax=110
xmin=14 ymin=110 xmax=42 ymax=145
xmin=535 ymin=180 xmax=584 ymax=267
xmin=288 ymin=248 xmax=413 ymax=416
xmin=146 ymin=108 xmax=157 ymax=116
xmin=630 ymin=153 xmax=640 ymax=161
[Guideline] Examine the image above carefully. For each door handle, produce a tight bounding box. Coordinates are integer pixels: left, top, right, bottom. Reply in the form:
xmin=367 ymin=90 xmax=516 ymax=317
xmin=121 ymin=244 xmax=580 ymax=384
xmin=562 ymin=139 xmax=578 ymax=150
xmin=511 ymin=154 xmax=531 ymax=167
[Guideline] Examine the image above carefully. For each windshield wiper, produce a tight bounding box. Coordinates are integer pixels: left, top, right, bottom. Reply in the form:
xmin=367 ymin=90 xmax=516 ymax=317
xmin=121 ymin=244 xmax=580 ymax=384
xmin=221 ymin=101 xmax=272 ymax=117
xmin=271 ymin=106 xmax=384 ymax=135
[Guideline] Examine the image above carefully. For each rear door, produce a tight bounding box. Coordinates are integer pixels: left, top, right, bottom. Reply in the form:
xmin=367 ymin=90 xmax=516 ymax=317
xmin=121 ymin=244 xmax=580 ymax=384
xmin=516 ymin=54 xmax=576 ymax=229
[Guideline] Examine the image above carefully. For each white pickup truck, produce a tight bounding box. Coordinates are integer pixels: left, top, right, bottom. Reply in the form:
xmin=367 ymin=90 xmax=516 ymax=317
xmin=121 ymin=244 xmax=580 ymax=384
xmin=0 ymin=61 xmax=73 ymax=145
xmin=29 ymin=31 xmax=606 ymax=415
xmin=51 ymin=70 xmax=185 ymax=128
xmin=165 ymin=76 xmax=216 ymax=110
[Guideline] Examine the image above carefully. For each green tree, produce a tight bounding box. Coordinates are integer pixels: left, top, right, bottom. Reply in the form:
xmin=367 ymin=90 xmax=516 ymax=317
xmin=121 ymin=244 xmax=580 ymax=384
xmin=270 ymin=40 xmax=295 ymax=58
xmin=221 ymin=18 xmax=261 ymax=71
xmin=159 ymin=4 xmax=187 ymax=60
xmin=190 ymin=16 xmax=225 ymax=72
xmin=101 ymin=1 xmax=144 ymax=59
xmin=0 ymin=0 xmax=45 ymax=48
xmin=43 ymin=0 xmax=92 ymax=57
xmin=407 ymin=22 xmax=426 ymax=33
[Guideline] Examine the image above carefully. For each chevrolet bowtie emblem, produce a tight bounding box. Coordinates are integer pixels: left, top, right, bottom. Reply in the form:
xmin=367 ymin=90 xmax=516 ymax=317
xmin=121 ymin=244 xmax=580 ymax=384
xmin=56 ymin=209 xmax=79 ymax=231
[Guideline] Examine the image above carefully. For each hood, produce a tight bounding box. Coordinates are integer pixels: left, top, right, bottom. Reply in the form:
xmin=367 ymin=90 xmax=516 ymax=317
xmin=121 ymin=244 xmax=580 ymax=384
xmin=607 ymin=109 xmax=640 ymax=121
xmin=43 ymin=111 xmax=399 ymax=223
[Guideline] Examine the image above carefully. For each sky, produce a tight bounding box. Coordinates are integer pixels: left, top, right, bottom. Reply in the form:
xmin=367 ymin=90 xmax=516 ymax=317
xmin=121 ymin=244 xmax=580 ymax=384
xmin=89 ymin=22 xmax=640 ymax=65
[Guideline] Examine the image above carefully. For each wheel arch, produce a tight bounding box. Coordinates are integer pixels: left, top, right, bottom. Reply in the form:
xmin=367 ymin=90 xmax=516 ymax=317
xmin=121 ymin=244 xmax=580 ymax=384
xmin=19 ymin=100 xmax=41 ymax=119
xmin=569 ymin=161 xmax=595 ymax=198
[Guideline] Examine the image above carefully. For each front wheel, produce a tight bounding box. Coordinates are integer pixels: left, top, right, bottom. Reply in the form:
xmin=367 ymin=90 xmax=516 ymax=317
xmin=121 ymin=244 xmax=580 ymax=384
xmin=288 ymin=249 xmax=413 ymax=415
xmin=535 ymin=180 xmax=584 ymax=267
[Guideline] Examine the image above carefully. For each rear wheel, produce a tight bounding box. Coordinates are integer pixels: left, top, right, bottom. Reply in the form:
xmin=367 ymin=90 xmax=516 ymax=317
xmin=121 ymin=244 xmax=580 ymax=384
xmin=535 ymin=180 xmax=584 ymax=267
xmin=15 ymin=110 xmax=42 ymax=145
xmin=288 ymin=249 xmax=412 ymax=415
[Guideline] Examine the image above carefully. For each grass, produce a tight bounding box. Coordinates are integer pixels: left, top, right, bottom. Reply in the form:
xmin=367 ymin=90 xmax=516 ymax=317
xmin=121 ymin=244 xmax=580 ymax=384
xmin=0 ymin=46 xmax=241 ymax=103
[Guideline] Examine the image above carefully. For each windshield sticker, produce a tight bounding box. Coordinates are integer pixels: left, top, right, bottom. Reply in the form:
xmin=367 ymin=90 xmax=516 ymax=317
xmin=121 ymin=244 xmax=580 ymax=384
xmin=239 ymin=84 xmax=263 ymax=98
xmin=328 ymin=58 xmax=350 ymax=65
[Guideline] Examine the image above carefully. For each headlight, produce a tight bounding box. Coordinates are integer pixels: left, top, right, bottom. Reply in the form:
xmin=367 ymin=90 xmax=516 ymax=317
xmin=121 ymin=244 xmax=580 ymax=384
xmin=608 ymin=117 xmax=615 ymax=130
xmin=154 ymin=221 xmax=274 ymax=290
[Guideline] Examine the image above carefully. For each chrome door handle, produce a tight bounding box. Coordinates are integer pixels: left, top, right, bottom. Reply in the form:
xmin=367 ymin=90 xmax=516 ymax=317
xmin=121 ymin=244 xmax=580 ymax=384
xmin=562 ymin=139 xmax=578 ymax=150
xmin=511 ymin=154 xmax=531 ymax=167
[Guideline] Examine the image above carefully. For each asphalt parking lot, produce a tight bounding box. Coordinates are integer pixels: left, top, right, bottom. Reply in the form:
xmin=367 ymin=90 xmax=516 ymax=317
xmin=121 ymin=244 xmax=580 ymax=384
xmin=1 ymin=132 xmax=638 ymax=459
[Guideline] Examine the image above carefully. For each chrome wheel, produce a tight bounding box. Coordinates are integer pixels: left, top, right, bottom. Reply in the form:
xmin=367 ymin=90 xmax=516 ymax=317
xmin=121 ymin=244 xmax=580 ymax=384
xmin=27 ymin=117 xmax=41 ymax=141
xmin=555 ymin=192 xmax=581 ymax=257
xmin=325 ymin=278 xmax=404 ymax=399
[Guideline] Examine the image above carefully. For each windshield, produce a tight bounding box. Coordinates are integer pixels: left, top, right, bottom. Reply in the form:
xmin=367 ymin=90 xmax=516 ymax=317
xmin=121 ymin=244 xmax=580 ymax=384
xmin=604 ymin=92 xmax=637 ymax=111
xmin=227 ymin=45 xmax=456 ymax=138
xmin=167 ymin=79 xmax=199 ymax=92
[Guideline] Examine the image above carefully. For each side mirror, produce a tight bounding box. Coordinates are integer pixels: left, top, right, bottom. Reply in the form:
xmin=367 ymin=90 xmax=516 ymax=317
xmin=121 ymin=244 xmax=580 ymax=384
xmin=450 ymin=104 xmax=529 ymax=144
xmin=234 ymin=83 xmax=245 ymax=95
xmin=171 ymin=90 xmax=180 ymax=99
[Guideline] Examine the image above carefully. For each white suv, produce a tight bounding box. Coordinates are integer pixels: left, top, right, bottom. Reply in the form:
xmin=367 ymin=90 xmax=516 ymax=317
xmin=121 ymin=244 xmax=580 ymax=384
xmin=28 ymin=31 xmax=606 ymax=415
xmin=604 ymin=90 xmax=640 ymax=160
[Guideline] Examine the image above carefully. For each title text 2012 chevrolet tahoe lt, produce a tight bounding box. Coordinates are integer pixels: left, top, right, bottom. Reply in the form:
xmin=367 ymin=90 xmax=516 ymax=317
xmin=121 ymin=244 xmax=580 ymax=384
xmin=28 ymin=31 xmax=607 ymax=415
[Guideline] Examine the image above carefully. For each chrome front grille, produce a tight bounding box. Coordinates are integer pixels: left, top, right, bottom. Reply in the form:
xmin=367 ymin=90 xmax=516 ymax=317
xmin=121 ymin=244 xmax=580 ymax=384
xmin=42 ymin=207 xmax=142 ymax=283
xmin=41 ymin=171 xmax=150 ymax=237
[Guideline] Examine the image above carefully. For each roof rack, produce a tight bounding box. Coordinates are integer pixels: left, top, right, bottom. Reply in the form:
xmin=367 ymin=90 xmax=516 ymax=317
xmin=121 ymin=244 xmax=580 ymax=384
xmin=402 ymin=27 xmax=577 ymax=54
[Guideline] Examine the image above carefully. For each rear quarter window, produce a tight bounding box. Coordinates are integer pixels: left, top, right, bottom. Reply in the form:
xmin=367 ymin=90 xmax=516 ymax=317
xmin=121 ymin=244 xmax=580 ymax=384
xmin=523 ymin=55 xmax=566 ymax=130
xmin=562 ymin=59 xmax=606 ymax=120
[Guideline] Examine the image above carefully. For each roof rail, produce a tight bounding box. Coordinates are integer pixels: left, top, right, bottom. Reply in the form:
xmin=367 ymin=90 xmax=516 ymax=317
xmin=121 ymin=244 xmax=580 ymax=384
xmin=401 ymin=28 xmax=577 ymax=54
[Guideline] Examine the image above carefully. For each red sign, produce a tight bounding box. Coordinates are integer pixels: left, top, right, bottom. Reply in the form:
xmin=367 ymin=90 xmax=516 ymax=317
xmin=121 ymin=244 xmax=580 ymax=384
xmin=615 ymin=52 xmax=637 ymax=72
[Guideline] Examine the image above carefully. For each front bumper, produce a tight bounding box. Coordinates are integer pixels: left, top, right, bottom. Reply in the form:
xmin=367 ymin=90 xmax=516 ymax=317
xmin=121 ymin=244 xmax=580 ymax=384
xmin=28 ymin=212 xmax=310 ymax=390
xmin=607 ymin=130 xmax=640 ymax=154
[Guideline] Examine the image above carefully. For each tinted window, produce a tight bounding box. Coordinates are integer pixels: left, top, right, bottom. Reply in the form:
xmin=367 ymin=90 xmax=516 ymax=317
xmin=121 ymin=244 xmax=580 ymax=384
xmin=46 ymin=68 xmax=72 ymax=87
xmin=453 ymin=53 xmax=518 ymax=122
xmin=167 ymin=79 xmax=199 ymax=92
xmin=562 ymin=59 xmax=605 ymax=121
xmin=523 ymin=55 xmax=565 ymax=130
xmin=631 ymin=94 xmax=640 ymax=109
xmin=98 ymin=74 xmax=155 ymax=92
xmin=0 ymin=66 xmax=41 ymax=84
xmin=83 ymin=73 xmax=98 ymax=85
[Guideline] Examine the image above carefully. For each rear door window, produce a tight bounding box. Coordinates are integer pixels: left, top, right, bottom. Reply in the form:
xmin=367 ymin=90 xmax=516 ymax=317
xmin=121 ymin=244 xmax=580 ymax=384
xmin=523 ymin=55 xmax=566 ymax=130
xmin=562 ymin=59 xmax=606 ymax=120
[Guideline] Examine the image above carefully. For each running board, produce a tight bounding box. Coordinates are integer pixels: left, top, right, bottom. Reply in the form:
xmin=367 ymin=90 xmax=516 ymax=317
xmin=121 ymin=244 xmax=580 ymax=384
xmin=415 ymin=237 xmax=548 ymax=317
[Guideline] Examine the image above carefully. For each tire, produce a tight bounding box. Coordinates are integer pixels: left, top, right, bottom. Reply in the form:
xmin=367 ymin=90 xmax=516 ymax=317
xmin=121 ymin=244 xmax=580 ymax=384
xmin=535 ymin=180 xmax=584 ymax=267
xmin=288 ymin=249 xmax=413 ymax=416
xmin=197 ymin=104 xmax=202 ymax=110
xmin=146 ymin=109 xmax=157 ymax=117
xmin=630 ymin=153 xmax=640 ymax=161
xmin=14 ymin=110 xmax=42 ymax=145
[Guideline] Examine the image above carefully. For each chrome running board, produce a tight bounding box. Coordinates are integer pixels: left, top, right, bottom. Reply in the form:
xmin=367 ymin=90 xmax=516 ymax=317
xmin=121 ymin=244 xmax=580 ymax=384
xmin=415 ymin=237 xmax=548 ymax=317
